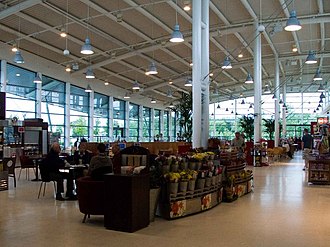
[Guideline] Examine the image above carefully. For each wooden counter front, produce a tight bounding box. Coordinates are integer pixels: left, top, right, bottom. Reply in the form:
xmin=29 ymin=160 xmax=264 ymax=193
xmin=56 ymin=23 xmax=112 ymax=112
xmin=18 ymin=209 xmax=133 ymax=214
xmin=104 ymin=173 xmax=150 ymax=232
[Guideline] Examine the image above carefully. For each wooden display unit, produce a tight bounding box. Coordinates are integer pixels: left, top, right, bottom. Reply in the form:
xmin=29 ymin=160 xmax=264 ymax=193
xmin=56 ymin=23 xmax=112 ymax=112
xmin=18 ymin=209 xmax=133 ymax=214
xmin=308 ymin=160 xmax=330 ymax=184
xmin=104 ymin=173 xmax=150 ymax=233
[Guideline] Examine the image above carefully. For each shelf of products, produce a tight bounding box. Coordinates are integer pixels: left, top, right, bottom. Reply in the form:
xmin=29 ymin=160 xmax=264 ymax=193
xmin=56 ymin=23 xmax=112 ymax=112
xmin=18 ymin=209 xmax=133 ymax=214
xmin=157 ymin=152 xmax=223 ymax=220
xmin=308 ymin=160 xmax=330 ymax=184
xmin=220 ymin=151 xmax=254 ymax=202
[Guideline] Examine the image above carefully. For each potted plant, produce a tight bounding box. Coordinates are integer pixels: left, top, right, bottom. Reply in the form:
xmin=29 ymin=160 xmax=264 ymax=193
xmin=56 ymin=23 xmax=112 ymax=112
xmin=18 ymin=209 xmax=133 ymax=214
xmin=263 ymin=118 xmax=275 ymax=140
xmin=172 ymin=92 xmax=192 ymax=142
xmin=238 ymin=114 xmax=254 ymax=141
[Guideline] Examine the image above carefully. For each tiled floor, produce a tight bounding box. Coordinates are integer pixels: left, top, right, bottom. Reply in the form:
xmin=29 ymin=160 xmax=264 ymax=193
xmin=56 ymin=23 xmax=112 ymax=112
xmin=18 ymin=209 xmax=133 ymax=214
xmin=1 ymin=151 xmax=330 ymax=247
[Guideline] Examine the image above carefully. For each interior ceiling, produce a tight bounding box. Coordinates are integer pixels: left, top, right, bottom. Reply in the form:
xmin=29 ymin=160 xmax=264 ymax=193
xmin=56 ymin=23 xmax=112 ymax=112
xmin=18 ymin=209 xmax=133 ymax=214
xmin=0 ymin=0 xmax=329 ymax=106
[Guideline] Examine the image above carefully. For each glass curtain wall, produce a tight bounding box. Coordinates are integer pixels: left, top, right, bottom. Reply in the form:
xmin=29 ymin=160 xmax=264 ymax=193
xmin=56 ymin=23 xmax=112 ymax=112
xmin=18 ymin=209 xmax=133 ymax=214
xmin=70 ymin=85 xmax=89 ymax=144
xmin=128 ymin=103 xmax=139 ymax=142
xmin=113 ymin=98 xmax=125 ymax=141
xmin=163 ymin=111 xmax=169 ymax=141
xmin=41 ymin=76 xmax=65 ymax=146
xmin=6 ymin=64 xmax=36 ymax=120
xmin=93 ymin=92 xmax=109 ymax=142
xmin=142 ymin=107 xmax=151 ymax=142
xmin=154 ymin=109 xmax=161 ymax=139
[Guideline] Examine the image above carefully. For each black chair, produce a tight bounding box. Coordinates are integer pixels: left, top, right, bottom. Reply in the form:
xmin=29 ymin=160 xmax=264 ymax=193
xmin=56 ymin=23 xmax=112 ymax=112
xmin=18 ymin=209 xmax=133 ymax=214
xmin=3 ymin=157 xmax=17 ymax=188
xmin=38 ymin=162 xmax=57 ymax=199
xmin=90 ymin=166 xmax=112 ymax=181
xmin=19 ymin=155 xmax=36 ymax=180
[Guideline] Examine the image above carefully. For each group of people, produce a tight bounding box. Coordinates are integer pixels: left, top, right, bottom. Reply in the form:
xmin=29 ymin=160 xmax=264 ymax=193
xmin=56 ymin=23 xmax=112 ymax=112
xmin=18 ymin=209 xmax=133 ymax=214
xmin=41 ymin=142 xmax=113 ymax=201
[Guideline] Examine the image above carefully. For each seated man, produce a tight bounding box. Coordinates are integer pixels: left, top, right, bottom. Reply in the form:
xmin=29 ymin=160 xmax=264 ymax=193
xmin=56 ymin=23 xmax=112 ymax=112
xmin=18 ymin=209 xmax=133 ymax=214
xmin=88 ymin=143 xmax=113 ymax=180
xmin=42 ymin=143 xmax=76 ymax=201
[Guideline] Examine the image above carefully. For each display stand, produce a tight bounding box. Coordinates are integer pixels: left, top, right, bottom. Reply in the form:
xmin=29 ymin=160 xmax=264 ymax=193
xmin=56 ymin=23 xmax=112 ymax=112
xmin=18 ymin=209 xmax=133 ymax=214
xmin=308 ymin=158 xmax=330 ymax=184
xmin=252 ymin=142 xmax=268 ymax=167
xmin=220 ymin=151 xmax=253 ymax=202
xmin=157 ymin=178 xmax=223 ymax=219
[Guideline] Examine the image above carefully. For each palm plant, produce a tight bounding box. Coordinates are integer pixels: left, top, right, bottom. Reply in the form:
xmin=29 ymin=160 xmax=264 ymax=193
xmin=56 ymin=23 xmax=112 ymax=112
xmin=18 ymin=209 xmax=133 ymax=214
xmin=263 ymin=118 xmax=275 ymax=140
xmin=172 ymin=92 xmax=192 ymax=142
xmin=238 ymin=115 xmax=254 ymax=141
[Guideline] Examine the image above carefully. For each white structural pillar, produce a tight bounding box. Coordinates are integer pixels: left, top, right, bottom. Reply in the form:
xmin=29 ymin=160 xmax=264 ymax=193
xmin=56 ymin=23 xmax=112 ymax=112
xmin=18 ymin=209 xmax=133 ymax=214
xmin=200 ymin=0 xmax=210 ymax=148
xmin=282 ymin=82 xmax=287 ymax=138
xmin=124 ymin=100 xmax=130 ymax=140
xmin=192 ymin=0 xmax=209 ymax=148
xmin=274 ymin=55 xmax=280 ymax=147
xmin=88 ymin=91 xmax=94 ymax=141
xmin=36 ymin=73 xmax=42 ymax=118
xmin=253 ymin=21 xmax=262 ymax=144
xmin=1 ymin=60 xmax=7 ymax=92
xmin=64 ymin=83 xmax=70 ymax=149
xmin=138 ymin=105 xmax=143 ymax=142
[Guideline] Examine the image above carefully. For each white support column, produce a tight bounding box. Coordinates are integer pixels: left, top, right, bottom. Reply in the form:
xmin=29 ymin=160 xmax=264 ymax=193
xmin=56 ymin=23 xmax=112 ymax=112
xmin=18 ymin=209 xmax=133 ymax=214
xmin=64 ymin=83 xmax=70 ymax=149
xmin=36 ymin=74 xmax=42 ymax=119
xmin=200 ymin=0 xmax=209 ymax=149
xmin=192 ymin=0 xmax=202 ymax=148
xmin=1 ymin=60 xmax=7 ymax=92
xmin=88 ymin=91 xmax=94 ymax=142
xmin=274 ymin=55 xmax=280 ymax=147
xmin=124 ymin=101 xmax=129 ymax=140
xmin=139 ymin=105 xmax=143 ymax=142
xmin=282 ymin=82 xmax=287 ymax=138
xmin=253 ymin=21 xmax=262 ymax=144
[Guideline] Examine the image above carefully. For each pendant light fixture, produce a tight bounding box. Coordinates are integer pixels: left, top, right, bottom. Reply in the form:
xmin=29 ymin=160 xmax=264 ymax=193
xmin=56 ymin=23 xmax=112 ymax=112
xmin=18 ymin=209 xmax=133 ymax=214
xmin=305 ymin=50 xmax=317 ymax=64
xmin=11 ymin=42 xmax=18 ymax=52
xmin=124 ymin=93 xmax=131 ymax=99
xmin=85 ymin=67 xmax=95 ymax=79
xmin=313 ymin=68 xmax=322 ymax=81
xmin=284 ymin=10 xmax=302 ymax=31
xmin=170 ymin=0 xmax=184 ymax=43
xmin=150 ymin=98 xmax=156 ymax=104
xmin=85 ymin=84 xmax=92 ymax=93
xmin=132 ymin=80 xmax=140 ymax=90
xmin=65 ymin=64 xmax=71 ymax=72
xmin=183 ymin=1 xmax=191 ymax=11
xmin=14 ymin=51 xmax=24 ymax=64
xmin=33 ymin=72 xmax=42 ymax=84
xmin=245 ymin=73 xmax=253 ymax=84
xmin=81 ymin=5 xmax=94 ymax=55
xmin=169 ymin=102 xmax=175 ymax=108
xmin=63 ymin=0 xmax=70 ymax=56
xmin=13 ymin=16 xmax=24 ymax=64
xmin=317 ymin=83 xmax=325 ymax=92
xmin=320 ymin=92 xmax=325 ymax=99
xmin=221 ymin=56 xmax=232 ymax=69
xmin=241 ymin=99 xmax=245 ymax=105
xmin=145 ymin=62 xmax=158 ymax=75
xmin=184 ymin=77 xmax=192 ymax=87
xmin=217 ymin=103 xmax=220 ymax=109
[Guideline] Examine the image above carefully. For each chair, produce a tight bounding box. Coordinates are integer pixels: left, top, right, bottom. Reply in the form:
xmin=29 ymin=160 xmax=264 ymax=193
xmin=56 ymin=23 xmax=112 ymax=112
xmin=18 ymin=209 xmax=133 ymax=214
xmin=90 ymin=166 xmax=112 ymax=181
xmin=37 ymin=161 xmax=57 ymax=199
xmin=112 ymin=146 xmax=150 ymax=174
xmin=77 ymin=176 xmax=105 ymax=223
xmin=3 ymin=157 xmax=17 ymax=188
xmin=19 ymin=155 xmax=36 ymax=180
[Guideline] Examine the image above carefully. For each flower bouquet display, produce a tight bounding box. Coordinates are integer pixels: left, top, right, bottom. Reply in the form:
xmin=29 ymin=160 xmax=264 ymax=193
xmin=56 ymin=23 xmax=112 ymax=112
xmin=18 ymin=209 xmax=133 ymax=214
xmin=164 ymin=172 xmax=180 ymax=197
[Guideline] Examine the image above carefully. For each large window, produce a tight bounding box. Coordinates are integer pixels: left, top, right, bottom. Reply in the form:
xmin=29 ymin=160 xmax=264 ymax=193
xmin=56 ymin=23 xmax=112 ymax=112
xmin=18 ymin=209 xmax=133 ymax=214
xmin=6 ymin=64 xmax=36 ymax=120
xmin=163 ymin=111 xmax=169 ymax=141
xmin=143 ymin=107 xmax=151 ymax=142
xmin=70 ymin=85 xmax=89 ymax=144
xmin=128 ymin=103 xmax=139 ymax=142
xmin=154 ymin=109 xmax=161 ymax=139
xmin=93 ymin=93 xmax=109 ymax=142
xmin=113 ymin=98 xmax=125 ymax=141
xmin=41 ymin=76 xmax=65 ymax=146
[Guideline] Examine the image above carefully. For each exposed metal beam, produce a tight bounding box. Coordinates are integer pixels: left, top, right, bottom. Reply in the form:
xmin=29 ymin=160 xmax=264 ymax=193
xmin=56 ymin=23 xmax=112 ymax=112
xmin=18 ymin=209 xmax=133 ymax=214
xmin=0 ymin=0 xmax=41 ymax=19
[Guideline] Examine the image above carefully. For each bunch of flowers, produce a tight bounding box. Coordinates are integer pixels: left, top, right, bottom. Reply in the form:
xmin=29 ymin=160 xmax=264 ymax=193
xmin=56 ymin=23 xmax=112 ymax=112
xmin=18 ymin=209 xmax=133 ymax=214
xmin=164 ymin=172 xmax=180 ymax=182
xmin=179 ymin=169 xmax=197 ymax=181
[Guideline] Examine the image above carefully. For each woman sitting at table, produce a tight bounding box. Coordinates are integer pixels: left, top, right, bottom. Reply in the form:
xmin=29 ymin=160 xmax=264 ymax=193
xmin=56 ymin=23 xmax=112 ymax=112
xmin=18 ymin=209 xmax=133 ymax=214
xmin=87 ymin=143 xmax=113 ymax=180
xmin=41 ymin=143 xmax=76 ymax=201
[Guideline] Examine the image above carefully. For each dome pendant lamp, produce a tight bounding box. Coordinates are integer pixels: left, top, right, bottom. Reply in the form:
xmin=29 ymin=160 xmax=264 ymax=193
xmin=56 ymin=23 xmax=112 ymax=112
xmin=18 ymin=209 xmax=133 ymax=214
xmin=284 ymin=10 xmax=302 ymax=32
